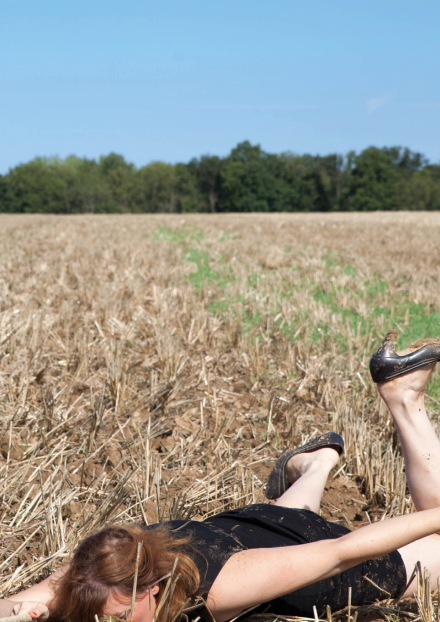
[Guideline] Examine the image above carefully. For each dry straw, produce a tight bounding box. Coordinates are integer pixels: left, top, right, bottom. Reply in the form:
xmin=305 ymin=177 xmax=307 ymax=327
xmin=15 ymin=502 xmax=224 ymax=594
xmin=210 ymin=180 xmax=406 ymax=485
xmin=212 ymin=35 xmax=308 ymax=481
xmin=1 ymin=213 xmax=440 ymax=622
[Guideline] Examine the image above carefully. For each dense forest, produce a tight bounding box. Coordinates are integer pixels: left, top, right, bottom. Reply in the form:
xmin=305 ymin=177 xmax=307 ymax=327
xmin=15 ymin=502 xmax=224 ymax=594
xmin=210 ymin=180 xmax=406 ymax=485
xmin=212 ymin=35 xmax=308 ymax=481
xmin=1 ymin=142 xmax=439 ymax=213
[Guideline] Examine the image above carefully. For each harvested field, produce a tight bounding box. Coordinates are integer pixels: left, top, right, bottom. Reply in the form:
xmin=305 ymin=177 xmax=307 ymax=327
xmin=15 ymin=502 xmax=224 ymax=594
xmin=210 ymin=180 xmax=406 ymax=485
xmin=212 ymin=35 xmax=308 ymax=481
xmin=1 ymin=212 xmax=440 ymax=621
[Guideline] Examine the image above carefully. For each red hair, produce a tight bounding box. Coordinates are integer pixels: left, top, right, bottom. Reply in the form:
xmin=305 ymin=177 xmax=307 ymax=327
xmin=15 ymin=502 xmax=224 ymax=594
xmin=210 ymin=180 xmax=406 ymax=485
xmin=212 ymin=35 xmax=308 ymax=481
xmin=51 ymin=524 xmax=200 ymax=622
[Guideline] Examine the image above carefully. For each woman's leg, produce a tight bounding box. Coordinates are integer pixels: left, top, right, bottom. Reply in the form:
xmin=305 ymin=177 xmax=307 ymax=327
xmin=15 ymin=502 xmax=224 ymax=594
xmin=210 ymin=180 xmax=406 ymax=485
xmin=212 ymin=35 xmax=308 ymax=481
xmin=379 ymin=361 xmax=440 ymax=595
xmin=398 ymin=534 xmax=440 ymax=597
xmin=274 ymin=447 xmax=340 ymax=512
xmin=378 ymin=361 xmax=440 ymax=511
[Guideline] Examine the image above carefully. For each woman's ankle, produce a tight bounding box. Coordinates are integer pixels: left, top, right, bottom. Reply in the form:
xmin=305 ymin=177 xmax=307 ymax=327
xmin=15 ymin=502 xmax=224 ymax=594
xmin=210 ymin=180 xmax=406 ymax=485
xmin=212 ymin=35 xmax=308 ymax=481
xmin=383 ymin=390 xmax=425 ymax=412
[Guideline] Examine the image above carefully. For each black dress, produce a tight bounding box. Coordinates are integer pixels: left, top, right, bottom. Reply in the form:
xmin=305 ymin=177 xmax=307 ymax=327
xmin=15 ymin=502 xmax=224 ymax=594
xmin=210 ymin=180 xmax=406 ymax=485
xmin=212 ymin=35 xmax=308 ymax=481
xmin=146 ymin=504 xmax=407 ymax=620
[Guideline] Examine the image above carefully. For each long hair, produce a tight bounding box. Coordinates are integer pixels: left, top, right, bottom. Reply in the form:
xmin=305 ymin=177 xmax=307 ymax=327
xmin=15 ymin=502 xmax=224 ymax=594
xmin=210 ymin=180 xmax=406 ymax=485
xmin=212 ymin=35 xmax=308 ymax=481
xmin=51 ymin=524 xmax=200 ymax=622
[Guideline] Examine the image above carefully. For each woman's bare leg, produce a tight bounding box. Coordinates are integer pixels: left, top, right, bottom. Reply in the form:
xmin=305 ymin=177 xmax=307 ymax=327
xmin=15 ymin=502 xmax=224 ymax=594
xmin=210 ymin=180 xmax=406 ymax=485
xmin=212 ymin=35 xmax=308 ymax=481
xmin=379 ymin=361 xmax=440 ymax=594
xmin=378 ymin=362 xmax=440 ymax=511
xmin=398 ymin=534 xmax=440 ymax=597
xmin=274 ymin=447 xmax=340 ymax=512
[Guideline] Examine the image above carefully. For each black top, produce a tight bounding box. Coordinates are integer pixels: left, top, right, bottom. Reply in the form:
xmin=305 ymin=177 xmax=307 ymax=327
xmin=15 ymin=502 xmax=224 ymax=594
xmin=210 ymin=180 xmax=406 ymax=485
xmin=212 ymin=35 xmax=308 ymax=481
xmin=146 ymin=503 xmax=406 ymax=621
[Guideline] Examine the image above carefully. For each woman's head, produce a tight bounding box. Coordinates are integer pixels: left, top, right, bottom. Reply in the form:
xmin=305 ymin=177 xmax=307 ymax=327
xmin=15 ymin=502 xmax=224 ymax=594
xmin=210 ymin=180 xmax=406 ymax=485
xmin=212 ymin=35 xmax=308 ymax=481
xmin=52 ymin=524 xmax=200 ymax=622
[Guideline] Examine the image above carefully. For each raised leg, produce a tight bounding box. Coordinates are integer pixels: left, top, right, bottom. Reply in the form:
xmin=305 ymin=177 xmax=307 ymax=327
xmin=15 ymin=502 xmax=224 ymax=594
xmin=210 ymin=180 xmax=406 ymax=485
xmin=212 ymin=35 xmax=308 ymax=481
xmin=378 ymin=360 xmax=440 ymax=595
xmin=274 ymin=447 xmax=340 ymax=512
xmin=378 ymin=362 xmax=440 ymax=511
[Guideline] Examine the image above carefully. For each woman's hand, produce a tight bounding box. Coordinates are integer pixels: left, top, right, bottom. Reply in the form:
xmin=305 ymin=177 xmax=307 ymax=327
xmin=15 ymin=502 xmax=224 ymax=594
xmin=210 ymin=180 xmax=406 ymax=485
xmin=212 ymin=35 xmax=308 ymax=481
xmin=3 ymin=565 xmax=68 ymax=622
xmin=5 ymin=601 xmax=49 ymax=622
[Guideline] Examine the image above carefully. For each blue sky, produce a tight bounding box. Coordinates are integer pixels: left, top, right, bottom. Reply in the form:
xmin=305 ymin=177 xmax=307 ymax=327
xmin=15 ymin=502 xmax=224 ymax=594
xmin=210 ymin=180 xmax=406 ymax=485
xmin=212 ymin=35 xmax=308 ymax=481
xmin=1 ymin=0 xmax=439 ymax=173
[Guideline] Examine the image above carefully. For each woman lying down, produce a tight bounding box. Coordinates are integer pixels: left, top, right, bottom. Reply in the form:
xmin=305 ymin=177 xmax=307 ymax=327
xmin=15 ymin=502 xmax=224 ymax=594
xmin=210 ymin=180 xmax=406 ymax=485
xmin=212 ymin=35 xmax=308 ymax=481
xmin=1 ymin=331 xmax=440 ymax=622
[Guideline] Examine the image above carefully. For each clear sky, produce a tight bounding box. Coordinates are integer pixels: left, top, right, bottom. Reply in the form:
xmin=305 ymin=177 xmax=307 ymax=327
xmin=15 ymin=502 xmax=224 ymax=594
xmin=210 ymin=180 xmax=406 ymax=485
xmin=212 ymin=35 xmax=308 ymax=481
xmin=1 ymin=0 xmax=439 ymax=173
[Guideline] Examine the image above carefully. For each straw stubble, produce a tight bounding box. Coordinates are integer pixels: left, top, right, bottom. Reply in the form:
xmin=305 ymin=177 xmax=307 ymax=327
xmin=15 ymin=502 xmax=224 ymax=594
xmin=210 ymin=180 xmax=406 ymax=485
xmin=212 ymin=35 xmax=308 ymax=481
xmin=1 ymin=213 xmax=440 ymax=622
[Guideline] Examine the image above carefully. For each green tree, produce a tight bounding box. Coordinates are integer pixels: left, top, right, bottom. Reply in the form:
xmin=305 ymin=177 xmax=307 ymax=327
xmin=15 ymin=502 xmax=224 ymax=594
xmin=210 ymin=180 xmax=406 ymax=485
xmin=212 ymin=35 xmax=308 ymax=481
xmin=174 ymin=163 xmax=204 ymax=213
xmin=281 ymin=153 xmax=351 ymax=212
xmin=59 ymin=156 xmax=112 ymax=213
xmin=218 ymin=141 xmax=302 ymax=212
xmin=8 ymin=158 xmax=66 ymax=213
xmin=384 ymin=147 xmax=428 ymax=176
xmin=98 ymin=153 xmax=134 ymax=176
xmin=0 ymin=175 xmax=13 ymax=212
xmin=188 ymin=155 xmax=223 ymax=213
xmin=396 ymin=169 xmax=440 ymax=210
xmin=136 ymin=162 xmax=177 ymax=212
xmin=98 ymin=154 xmax=136 ymax=212
xmin=1 ymin=145 xmax=438 ymax=214
xmin=346 ymin=148 xmax=399 ymax=211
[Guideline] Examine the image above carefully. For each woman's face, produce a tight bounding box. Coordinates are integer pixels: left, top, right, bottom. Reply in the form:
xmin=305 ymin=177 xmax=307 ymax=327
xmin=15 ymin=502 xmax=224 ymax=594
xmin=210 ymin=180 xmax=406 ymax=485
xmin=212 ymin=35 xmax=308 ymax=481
xmin=103 ymin=585 xmax=160 ymax=622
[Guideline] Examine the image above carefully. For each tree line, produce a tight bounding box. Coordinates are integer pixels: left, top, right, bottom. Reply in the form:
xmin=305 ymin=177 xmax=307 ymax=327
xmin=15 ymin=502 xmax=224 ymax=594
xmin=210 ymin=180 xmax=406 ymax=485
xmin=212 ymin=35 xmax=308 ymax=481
xmin=1 ymin=141 xmax=439 ymax=213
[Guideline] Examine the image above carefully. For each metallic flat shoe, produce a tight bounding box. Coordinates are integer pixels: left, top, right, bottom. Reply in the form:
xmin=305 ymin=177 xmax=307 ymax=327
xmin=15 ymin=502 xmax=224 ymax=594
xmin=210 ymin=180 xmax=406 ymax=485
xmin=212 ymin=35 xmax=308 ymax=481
xmin=369 ymin=330 xmax=440 ymax=384
xmin=265 ymin=432 xmax=344 ymax=500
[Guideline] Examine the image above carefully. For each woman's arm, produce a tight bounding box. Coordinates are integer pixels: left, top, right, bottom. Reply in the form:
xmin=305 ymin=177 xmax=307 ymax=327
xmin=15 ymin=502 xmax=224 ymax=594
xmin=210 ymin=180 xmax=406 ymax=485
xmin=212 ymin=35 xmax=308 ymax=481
xmin=208 ymin=506 xmax=440 ymax=622
xmin=5 ymin=567 xmax=66 ymax=621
